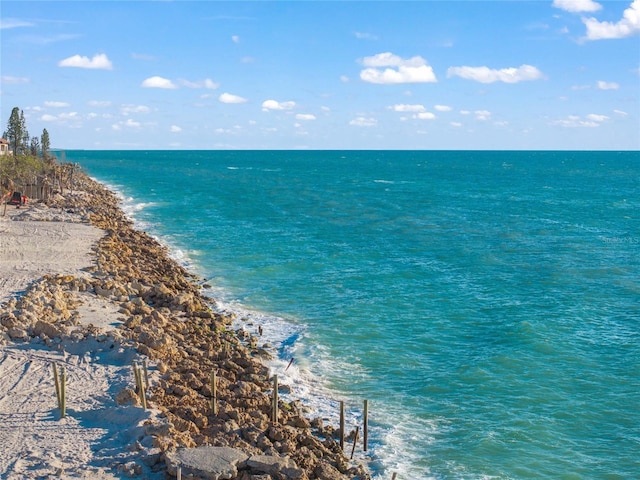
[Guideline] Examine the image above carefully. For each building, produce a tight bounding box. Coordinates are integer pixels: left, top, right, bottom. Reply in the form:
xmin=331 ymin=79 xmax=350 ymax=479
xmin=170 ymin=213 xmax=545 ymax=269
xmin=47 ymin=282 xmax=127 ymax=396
xmin=0 ymin=138 xmax=10 ymax=155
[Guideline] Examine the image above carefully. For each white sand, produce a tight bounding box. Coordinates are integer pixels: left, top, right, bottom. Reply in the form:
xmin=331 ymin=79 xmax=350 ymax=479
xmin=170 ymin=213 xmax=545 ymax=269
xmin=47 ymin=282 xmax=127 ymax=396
xmin=0 ymin=206 xmax=102 ymax=303
xmin=0 ymin=206 xmax=162 ymax=479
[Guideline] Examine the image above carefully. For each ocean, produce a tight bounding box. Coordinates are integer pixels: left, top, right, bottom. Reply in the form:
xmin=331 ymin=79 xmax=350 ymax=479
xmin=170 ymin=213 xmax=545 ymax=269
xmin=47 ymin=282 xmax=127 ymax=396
xmin=66 ymin=150 xmax=639 ymax=479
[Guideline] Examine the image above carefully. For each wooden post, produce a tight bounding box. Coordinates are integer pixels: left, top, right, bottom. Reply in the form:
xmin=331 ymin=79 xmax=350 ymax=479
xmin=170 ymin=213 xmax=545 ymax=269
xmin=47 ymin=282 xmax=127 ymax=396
xmin=53 ymin=364 xmax=61 ymax=408
xmin=339 ymin=400 xmax=345 ymax=451
xmin=272 ymin=374 xmax=279 ymax=423
xmin=53 ymin=363 xmax=66 ymax=418
xmin=134 ymin=363 xmax=147 ymax=409
xmin=285 ymin=358 xmax=295 ymax=372
xmin=60 ymin=367 xmax=66 ymax=418
xmin=391 ymin=473 xmax=398 ymax=480
xmin=350 ymin=426 xmax=360 ymax=460
xmin=143 ymin=359 xmax=149 ymax=389
xmin=177 ymin=466 xmax=182 ymax=480
xmin=363 ymin=399 xmax=369 ymax=452
xmin=210 ymin=370 xmax=218 ymax=415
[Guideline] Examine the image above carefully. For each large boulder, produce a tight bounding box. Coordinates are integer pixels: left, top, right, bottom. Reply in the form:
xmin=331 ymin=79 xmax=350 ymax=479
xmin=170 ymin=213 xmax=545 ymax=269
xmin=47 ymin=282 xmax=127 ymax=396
xmin=165 ymin=446 xmax=249 ymax=480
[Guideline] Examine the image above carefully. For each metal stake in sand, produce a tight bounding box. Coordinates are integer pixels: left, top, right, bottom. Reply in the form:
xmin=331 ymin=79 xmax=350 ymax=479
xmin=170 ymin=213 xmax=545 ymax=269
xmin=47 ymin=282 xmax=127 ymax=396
xmin=272 ymin=374 xmax=279 ymax=423
xmin=363 ymin=399 xmax=369 ymax=452
xmin=339 ymin=400 xmax=345 ymax=451
xmin=210 ymin=370 xmax=218 ymax=415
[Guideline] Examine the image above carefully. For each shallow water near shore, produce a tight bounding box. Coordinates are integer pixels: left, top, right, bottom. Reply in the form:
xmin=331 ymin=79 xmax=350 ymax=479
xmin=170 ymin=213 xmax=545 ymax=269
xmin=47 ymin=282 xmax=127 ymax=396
xmin=68 ymin=150 xmax=639 ymax=479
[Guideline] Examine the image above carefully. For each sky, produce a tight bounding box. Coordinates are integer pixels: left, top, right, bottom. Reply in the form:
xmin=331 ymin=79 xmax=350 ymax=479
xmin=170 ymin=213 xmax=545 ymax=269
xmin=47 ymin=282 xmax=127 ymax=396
xmin=1 ymin=0 xmax=639 ymax=150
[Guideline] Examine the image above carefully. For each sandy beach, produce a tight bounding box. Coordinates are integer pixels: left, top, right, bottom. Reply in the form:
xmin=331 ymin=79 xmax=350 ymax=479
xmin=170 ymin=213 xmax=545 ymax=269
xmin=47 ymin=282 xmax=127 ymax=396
xmin=0 ymin=200 xmax=165 ymax=479
xmin=0 ymin=176 xmax=370 ymax=479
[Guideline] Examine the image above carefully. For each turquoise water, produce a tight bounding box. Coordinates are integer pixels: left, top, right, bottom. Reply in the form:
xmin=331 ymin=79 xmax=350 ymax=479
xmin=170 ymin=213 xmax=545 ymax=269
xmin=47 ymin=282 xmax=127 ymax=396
xmin=67 ymin=150 xmax=639 ymax=479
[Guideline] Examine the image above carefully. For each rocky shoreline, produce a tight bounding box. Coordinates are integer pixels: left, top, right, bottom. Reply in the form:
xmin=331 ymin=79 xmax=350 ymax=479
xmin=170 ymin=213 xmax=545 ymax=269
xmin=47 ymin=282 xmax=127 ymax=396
xmin=0 ymin=172 xmax=371 ymax=480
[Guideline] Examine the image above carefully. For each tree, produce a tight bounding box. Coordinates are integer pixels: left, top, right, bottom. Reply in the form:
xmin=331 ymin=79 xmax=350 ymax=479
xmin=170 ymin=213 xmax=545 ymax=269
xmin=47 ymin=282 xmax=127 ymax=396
xmin=30 ymin=136 xmax=41 ymax=156
xmin=41 ymin=129 xmax=50 ymax=161
xmin=6 ymin=107 xmax=22 ymax=158
xmin=20 ymin=110 xmax=29 ymax=155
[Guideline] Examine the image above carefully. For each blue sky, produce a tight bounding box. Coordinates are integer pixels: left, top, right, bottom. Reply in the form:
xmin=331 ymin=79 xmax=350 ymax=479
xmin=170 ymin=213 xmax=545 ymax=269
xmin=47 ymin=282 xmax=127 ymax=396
xmin=1 ymin=0 xmax=639 ymax=150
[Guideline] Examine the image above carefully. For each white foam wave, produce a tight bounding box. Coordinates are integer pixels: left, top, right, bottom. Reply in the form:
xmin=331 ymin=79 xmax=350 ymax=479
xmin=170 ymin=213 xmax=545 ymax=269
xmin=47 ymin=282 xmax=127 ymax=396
xmin=206 ymin=292 xmax=446 ymax=480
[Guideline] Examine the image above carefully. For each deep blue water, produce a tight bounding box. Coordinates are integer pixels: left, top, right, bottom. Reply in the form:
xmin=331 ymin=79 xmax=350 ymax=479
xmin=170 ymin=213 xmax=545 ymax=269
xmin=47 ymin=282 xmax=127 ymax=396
xmin=66 ymin=150 xmax=639 ymax=479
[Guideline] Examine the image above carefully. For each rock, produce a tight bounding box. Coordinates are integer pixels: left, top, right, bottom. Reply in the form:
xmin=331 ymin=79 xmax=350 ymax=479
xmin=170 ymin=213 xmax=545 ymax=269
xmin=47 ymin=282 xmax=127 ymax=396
xmin=8 ymin=327 xmax=28 ymax=341
xmin=165 ymin=446 xmax=249 ymax=480
xmin=314 ymin=460 xmax=346 ymax=480
xmin=247 ymin=455 xmax=304 ymax=479
xmin=33 ymin=320 xmax=64 ymax=339
xmin=115 ymin=388 xmax=139 ymax=406
xmin=116 ymin=461 xmax=142 ymax=478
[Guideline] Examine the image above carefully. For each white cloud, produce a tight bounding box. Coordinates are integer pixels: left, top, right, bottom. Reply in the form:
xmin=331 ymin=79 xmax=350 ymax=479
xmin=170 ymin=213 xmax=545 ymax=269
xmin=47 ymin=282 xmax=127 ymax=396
xmin=475 ymin=110 xmax=492 ymax=121
xmin=219 ymin=93 xmax=248 ymax=104
xmin=553 ymin=0 xmax=602 ymax=13
xmin=614 ymin=109 xmax=628 ymax=115
xmin=1 ymin=76 xmax=30 ymax=84
xmin=597 ymin=80 xmax=620 ymax=90
xmin=180 ymin=78 xmax=219 ymax=89
xmin=58 ymin=53 xmax=113 ymax=70
xmin=44 ymin=101 xmax=70 ymax=108
xmin=232 ymin=35 xmax=240 ymax=43
xmin=141 ymin=76 xmax=177 ymax=89
xmin=59 ymin=112 xmax=79 ymax=120
xmin=296 ymin=114 xmax=316 ymax=121
xmin=262 ymin=100 xmax=296 ymax=111
xmin=450 ymin=121 xmax=463 ymax=127
xmin=349 ymin=116 xmax=377 ymax=127
xmin=359 ymin=52 xmax=437 ymax=84
xmin=390 ymin=104 xmax=426 ymax=112
xmin=170 ymin=125 xmax=182 ymax=133
xmin=583 ymin=0 xmax=640 ymax=40
xmin=204 ymin=79 xmax=220 ymax=89
xmin=414 ymin=112 xmax=436 ymax=120
xmin=88 ymin=100 xmax=112 ymax=107
xmin=551 ymin=114 xmax=608 ymax=127
xmin=362 ymin=52 xmax=420 ymax=67
xmin=340 ymin=75 xmax=350 ymax=83
xmin=586 ymin=113 xmax=609 ymax=122
xmin=355 ymin=32 xmax=378 ymax=40
xmin=434 ymin=105 xmax=452 ymax=112
xmin=0 ymin=18 xmax=35 ymax=29
xmin=125 ymin=119 xmax=140 ymax=127
xmin=447 ymin=64 xmax=544 ymax=83
xmin=121 ymin=104 xmax=151 ymax=115
xmin=40 ymin=114 xmax=57 ymax=122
